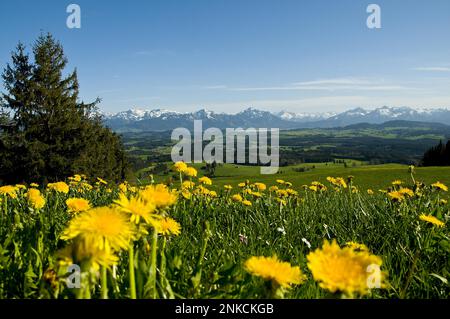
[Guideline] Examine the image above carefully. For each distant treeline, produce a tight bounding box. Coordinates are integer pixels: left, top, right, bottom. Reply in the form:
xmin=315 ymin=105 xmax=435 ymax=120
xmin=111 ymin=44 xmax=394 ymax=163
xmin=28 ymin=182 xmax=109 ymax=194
xmin=121 ymin=130 xmax=439 ymax=172
xmin=421 ymin=140 xmax=450 ymax=166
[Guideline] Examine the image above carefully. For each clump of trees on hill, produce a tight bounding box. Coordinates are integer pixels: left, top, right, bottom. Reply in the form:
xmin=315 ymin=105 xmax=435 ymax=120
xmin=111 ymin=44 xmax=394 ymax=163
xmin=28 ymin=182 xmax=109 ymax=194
xmin=0 ymin=34 xmax=128 ymax=184
xmin=421 ymin=140 xmax=450 ymax=166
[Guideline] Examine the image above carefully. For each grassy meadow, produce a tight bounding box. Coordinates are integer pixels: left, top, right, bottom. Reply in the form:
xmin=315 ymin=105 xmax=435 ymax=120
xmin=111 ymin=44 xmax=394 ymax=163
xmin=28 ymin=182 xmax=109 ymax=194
xmin=0 ymin=163 xmax=449 ymax=299
xmin=146 ymin=162 xmax=450 ymax=192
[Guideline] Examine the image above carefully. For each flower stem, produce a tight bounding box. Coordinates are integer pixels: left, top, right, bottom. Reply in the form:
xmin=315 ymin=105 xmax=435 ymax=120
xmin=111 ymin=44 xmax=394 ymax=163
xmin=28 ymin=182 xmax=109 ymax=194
xmin=149 ymin=230 xmax=158 ymax=298
xmin=128 ymin=244 xmax=137 ymax=299
xmin=179 ymin=172 xmax=183 ymax=189
xmin=159 ymin=237 xmax=175 ymax=299
xmin=101 ymin=266 xmax=108 ymax=299
xmin=400 ymin=249 xmax=420 ymax=299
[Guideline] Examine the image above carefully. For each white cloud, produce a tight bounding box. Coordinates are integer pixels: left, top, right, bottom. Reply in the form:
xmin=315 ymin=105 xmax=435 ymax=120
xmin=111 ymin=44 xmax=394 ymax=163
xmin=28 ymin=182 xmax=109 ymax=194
xmin=292 ymin=77 xmax=371 ymax=86
xmin=230 ymin=85 xmax=412 ymax=92
xmin=413 ymin=67 xmax=450 ymax=72
xmin=203 ymin=85 xmax=228 ymax=89
xmin=226 ymin=77 xmax=415 ymax=92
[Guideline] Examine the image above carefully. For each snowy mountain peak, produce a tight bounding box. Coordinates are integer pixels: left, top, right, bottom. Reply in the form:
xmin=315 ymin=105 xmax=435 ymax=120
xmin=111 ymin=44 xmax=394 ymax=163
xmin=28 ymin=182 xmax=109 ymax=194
xmin=103 ymin=106 xmax=450 ymax=132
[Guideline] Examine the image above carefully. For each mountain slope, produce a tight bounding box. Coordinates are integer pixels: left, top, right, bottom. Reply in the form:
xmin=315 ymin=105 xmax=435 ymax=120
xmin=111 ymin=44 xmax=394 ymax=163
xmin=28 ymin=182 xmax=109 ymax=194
xmin=305 ymin=106 xmax=450 ymax=128
xmin=103 ymin=106 xmax=450 ymax=132
xmin=105 ymin=107 xmax=300 ymax=131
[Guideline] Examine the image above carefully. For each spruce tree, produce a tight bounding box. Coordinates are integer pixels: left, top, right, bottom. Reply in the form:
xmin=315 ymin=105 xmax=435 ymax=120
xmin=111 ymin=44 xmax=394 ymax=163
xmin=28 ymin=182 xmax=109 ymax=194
xmin=0 ymin=42 xmax=35 ymax=181
xmin=421 ymin=139 xmax=450 ymax=166
xmin=0 ymin=34 xmax=128 ymax=184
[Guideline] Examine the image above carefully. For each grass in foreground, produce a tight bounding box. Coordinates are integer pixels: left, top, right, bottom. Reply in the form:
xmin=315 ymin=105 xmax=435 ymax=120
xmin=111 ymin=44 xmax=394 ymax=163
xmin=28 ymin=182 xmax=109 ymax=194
xmin=0 ymin=165 xmax=448 ymax=299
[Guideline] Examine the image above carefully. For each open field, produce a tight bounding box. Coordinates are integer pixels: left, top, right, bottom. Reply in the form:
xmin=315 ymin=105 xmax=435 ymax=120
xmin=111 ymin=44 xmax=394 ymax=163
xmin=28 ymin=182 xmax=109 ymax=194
xmin=146 ymin=162 xmax=450 ymax=197
xmin=0 ymin=165 xmax=448 ymax=299
xmin=122 ymin=121 xmax=450 ymax=171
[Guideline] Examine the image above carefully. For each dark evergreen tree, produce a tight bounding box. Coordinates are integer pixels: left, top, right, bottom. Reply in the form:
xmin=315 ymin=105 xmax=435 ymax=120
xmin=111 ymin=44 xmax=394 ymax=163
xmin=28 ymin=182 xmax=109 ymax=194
xmin=421 ymin=139 xmax=450 ymax=166
xmin=0 ymin=34 xmax=128 ymax=184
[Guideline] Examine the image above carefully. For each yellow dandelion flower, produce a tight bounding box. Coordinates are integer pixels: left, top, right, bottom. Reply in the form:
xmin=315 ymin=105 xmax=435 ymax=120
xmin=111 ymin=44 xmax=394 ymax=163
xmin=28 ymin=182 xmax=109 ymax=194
xmin=156 ymin=217 xmax=181 ymax=236
xmin=419 ymin=214 xmax=445 ymax=228
xmin=66 ymin=198 xmax=91 ymax=213
xmin=182 ymin=181 xmax=195 ymax=189
xmin=398 ymin=187 xmax=414 ymax=197
xmin=57 ymin=238 xmax=118 ymax=270
xmin=194 ymin=185 xmax=211 ymax=196
xmin=184 ymin=167 xmax=198 ymax=177
xmin=80 ymin=182 xmax=93 ymax=191
xmin=208 ymin=190 xmax=218 ymax=198
xmin=276 ymin=189 xmax=289 ymax=197
xmin=244 ymin=256 xmax=305 ymax=288
xmin=198 ymin=176 xmax=212 ymax=185
xmin=232 ymin=194 xmax=243 ymax=202
xmin=244 ymin=188 xmax=253 ymax=195
xmin=310 ymin=181 xmax=327 ymax=191
xmin=276 ymin=179 xmax=285 ymax=185
xmin=61 ymin=207 xmax=135 ymax=253
xmin=172 ymin=161 xmax=188 ymax=173
xmin=387 ymin=191 xmax=404 ymax=202
xmin=181 ymin=189 xmax=192 ymax=200
xmin=128 ymin=186 xmax=137 ymax=193
xmin=224 ymin=185 xmax=233 ymax=190
xmin=269 ymin=186 xmax=279 ymax=192
xmin=336 ymin=178 xmax=347 ymax=188
xmin=251 ymin=191 xmax=262 ymax=198
xmin=118 ymin=182 xmax=128 ymax=193
xmin=431 ymin=182 xmax=448 ymax=192
xmin=392 ymin=180 xmax=403 ymax=186
xmin=307 ymin=240 xmax=384 ymax=296
xmin=30 ymin=183 xmax=39 ymax=188
xmin=68 ymin=175 xmax=81 ymax=183
xmin=367 ymin=189 xmax=374 ymax=195
xmin=140 ymin=184 xmax=177 ymax=209
xmin=0 ymin=185 xmax=18 ymax=199
xmin=328 ymin=177 xmax=347 ymax=188
xmin=114 ymin=193 xmax=157 ymax=224
xmin=95 ymin=177 xmax=108 ymax=185
xmin=242 ymin=200 xmax=252 ymax=206
xmin=253 ymin=182 xmax=267 ymax=191
xmin=238 ymin=182 xmax=246 ymax=187
xmin=26 ymin=189 xmax=46 ymax=210
xmin=286 ymin=189 xmax=298 ymax=196
xmin=47 ymin=182 xmax=69 ymax=194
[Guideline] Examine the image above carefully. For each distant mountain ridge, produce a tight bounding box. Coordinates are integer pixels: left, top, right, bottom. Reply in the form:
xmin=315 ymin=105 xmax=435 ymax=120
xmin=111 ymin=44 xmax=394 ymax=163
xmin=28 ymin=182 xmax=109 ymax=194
xmin=103 ymin=106 xmax=450 ymax=132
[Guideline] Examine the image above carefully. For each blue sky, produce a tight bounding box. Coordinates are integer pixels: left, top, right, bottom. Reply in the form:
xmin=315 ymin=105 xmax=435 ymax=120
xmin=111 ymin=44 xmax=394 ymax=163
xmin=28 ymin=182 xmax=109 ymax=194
xmin=1 ymin=0 xmax=450 ymax=114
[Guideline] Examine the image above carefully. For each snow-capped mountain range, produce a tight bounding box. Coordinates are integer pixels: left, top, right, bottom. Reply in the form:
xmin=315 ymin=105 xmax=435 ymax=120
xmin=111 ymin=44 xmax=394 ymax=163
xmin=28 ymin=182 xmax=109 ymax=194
xmin=103 ymin=106 xmax=450 ymax=132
